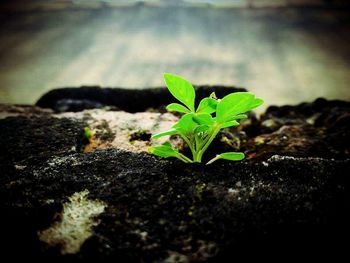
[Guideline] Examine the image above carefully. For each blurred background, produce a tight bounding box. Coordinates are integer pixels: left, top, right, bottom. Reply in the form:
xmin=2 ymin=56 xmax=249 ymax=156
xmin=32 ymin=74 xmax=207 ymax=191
xmin=0 ymin=0 xmax=349 ymax=109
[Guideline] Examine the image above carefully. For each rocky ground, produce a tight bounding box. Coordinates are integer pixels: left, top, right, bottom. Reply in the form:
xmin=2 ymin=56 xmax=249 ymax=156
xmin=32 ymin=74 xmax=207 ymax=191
xmin=0 ymin=87 xmax=349 ymax=261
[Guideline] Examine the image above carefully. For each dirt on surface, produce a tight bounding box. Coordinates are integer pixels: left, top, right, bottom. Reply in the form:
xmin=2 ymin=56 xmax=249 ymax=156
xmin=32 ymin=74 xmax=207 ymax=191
xmin=0 ymin=87 xmax=349 ymax=261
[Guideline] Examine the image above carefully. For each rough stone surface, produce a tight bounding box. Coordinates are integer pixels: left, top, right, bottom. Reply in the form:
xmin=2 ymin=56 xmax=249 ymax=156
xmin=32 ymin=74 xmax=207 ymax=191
xmin=0 ymin=94 xmax=349 ymax=261
xmin=1 ymin=149 xmax=349 ymax=261
xmin=57 ymin=109 xmax=180 ymax=153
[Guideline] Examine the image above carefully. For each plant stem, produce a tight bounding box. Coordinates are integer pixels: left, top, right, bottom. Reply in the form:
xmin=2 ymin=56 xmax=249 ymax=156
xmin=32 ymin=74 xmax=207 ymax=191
xmin=196 ymin=125 xmax=221 ymax=162
xmin=179 ymin=125 xmax=221 ymax=163
xmin=199 ymin=126 xmax=217 ymax=151
xmin=177 ymin=153 xmax=193 ymax=163
xmin=180 ymin=133 xmax=195 ymax=159
xmin=194 ymin=134 xmax=200 ymax=152
xmin=193 ymin=134 xmax=202 ymax=162
xmin=206 ymin=155 xmax=219 ymax=165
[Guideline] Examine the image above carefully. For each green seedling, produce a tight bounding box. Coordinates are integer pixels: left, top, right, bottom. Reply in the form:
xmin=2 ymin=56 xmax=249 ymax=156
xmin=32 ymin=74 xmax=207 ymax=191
xmin=148 ymin=73 xmax=264 ymax=164
xmin=83 ymin=127 xmax=93 ymax=141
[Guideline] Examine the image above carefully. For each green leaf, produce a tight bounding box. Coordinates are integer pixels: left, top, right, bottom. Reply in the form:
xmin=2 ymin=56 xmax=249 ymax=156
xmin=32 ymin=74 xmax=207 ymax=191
xmin=194 ymin=125 xmax=209 ymax=133
xmin=216 ymin=92 xmax=256 ymax=123
xmin=221 ymin=120 xmax=239 ymax=128
xmin=152 ymin=128 xmax=178 ymax=139
xmin=148 ymin=142 xmax=179 ymax=158
xmin=196 ymin=98 xmax=218 ymax=114
xmin=221 ymin=114 xmax=248 ymax=126
xmin=206 ymin=152 xmax=245 ymax=164
xmin=219 ymin=114 xmax=248 ymax=128
xmin=173 ymin=113 xmax=198 ymax=136
xmin=192 ymin=113 xmax=214 ymax=125
xmin=166 ymin=103 xmax=191 ymax=113
xmin=162 ymin=142 xmax=172 ymax=147
xmin=232 ymin=114 xmax=248 ymax=120
xmin=164 ymin=73 xmax=195 ymax=112
xmin=248 ymin=98 xmax=264 ymax=110
xmin=218 ymin=152 xmax=245 ymax=161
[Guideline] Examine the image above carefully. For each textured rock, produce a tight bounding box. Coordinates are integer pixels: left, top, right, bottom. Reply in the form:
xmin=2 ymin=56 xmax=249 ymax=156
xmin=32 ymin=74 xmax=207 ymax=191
xmin=57 ymin=109 xmax=180 ymax=153
xmin=0 ymin=95 xmax=349 ymax=261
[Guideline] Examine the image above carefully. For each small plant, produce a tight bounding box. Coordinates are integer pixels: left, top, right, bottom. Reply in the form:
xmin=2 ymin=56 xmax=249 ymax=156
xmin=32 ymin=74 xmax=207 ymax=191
xmin=83 ymin=127 xmax=93 ymax=141
xmin=148 ymin=73 xmax=264 ymax=164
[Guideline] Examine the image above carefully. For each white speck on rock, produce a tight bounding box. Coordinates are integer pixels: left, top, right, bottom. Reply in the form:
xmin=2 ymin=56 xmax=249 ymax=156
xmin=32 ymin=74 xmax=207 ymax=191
xmin=45 ymin=199 xmax=55 ymax=205
xmin=228 ymin=188 xmax=239 ymax=195
xmin=15 ymin=164 xmax=27 ymax=170
xmin=267 ymin=155 xmax=331 ymax=163
xmin=262 ymin=161 xmax=269 ymax=167
xmin=132 ymin=229 xmax=148 ymax=241
xmin=38 ymin=190 xmax=106 ymax=255
xmin=45 ymin=155 xmax=81 ymax=169
xmin=163 ymin=251 xmax=188 ymax=263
